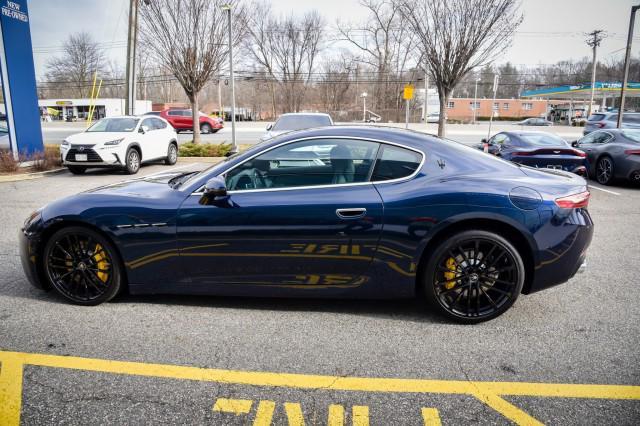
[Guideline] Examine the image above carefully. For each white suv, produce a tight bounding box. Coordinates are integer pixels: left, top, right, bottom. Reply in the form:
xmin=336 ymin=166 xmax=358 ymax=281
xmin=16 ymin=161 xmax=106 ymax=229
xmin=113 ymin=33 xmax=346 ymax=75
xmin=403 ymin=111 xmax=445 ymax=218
xmin=60 ymin=115 xmax=178 ymax=175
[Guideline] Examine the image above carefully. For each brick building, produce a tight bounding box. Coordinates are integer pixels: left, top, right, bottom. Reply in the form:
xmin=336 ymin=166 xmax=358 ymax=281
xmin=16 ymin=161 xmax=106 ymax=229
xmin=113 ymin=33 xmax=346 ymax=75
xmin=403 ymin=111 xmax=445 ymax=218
xmin=444 ymin=98 xmax=548 ymax=121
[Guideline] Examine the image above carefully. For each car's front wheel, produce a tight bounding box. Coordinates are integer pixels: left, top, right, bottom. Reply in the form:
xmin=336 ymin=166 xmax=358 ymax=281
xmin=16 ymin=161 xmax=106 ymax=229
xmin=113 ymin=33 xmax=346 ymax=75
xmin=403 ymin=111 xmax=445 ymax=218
xmin=423 ymin=230 xmax=524 ymax=323
xmin=165 ymin=143 xmax=178 ymax=165
xmin=68 ymin=166 xmax=86 ymax=175
xmin=125 ymin=148 xmax=140 ymax=174
xmin=200 ymin=123 xmax=212 ymax=134
xmin=596 ymin=156 xmax=614 ymax=185
xmin=43 ymin=226 xmax=122 ymax=305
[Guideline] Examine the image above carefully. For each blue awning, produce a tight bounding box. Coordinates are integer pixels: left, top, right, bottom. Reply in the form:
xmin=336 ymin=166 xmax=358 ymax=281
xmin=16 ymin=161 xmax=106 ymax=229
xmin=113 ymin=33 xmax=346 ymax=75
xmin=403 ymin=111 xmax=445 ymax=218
xmin=521 ymin=82 xmax=640 ymax=99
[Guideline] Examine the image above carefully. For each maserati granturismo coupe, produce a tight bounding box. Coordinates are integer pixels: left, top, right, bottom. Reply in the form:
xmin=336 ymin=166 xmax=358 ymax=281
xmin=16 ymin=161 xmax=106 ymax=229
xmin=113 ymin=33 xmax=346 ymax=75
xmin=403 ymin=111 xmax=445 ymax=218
xmin=20 ymin=126 xmax=594 ymax=323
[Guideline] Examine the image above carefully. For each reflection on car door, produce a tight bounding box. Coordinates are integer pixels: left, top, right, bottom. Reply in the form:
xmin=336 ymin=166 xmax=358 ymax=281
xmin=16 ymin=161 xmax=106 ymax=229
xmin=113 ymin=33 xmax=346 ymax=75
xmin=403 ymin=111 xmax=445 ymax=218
xmin=176 ymin=138 xmax=384 ymax=295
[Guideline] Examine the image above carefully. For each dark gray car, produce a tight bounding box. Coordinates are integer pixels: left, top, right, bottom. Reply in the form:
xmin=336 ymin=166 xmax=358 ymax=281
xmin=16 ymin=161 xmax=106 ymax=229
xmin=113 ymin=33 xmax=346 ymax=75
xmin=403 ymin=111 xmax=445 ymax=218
xmin=583 ymin=112 xmax=640 ymax=134
xmin=573 ymin=129 xmax=640 ymax=185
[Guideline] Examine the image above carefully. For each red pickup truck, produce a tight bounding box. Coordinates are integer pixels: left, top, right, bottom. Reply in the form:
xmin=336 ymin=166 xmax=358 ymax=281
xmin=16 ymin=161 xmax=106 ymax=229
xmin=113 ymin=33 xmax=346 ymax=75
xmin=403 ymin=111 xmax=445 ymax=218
xmin=159 ymin=109 xmax=224 ymax=133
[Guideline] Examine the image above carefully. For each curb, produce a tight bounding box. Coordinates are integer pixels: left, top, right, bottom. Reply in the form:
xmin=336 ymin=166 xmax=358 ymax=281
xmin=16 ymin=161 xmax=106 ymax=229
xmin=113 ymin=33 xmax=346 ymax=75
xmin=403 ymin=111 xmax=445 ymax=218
xmin=0 ymin=167 xmax=66 ymax=183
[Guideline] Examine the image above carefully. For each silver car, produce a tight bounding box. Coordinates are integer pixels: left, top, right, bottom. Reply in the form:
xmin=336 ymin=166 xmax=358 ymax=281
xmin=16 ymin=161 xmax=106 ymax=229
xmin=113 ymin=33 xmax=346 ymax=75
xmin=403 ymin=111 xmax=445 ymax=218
xmin=261 ymin=113 xmax=333 ymax=142
xmin=583 ymin=112 xmax=640 ymax=135
xmin=573 ymin=129 xmax=640 ymax=185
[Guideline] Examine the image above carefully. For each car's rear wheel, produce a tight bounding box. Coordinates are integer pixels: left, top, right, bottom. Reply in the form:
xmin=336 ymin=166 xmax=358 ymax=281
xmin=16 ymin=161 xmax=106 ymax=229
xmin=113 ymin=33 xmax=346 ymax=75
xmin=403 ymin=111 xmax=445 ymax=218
xmin=200 ymin=123 xmax=212 ymax=134
xmin=68 ymin=166 xmax=86 ymax=175
xmin=43 ymin=226 xmax=122 ymax=305
xmin=125 ymin=148 xmax=140 ymax=174
xmin=596 ymin=156 xmax=614 ymax=185
xmin=165 ymin=143 xmax=178 ymax=165
xmin=423 ymin=230 xmax=524 ymax=323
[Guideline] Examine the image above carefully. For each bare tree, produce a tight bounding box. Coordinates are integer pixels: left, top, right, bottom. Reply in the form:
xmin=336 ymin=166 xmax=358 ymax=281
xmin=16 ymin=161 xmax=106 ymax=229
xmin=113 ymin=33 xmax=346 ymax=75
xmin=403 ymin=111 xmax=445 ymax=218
xmin=338 ymin=0 xmax=418 ymax=121
xmin=244 ymin=2 xmax=323 ymax=113
xmin=398 ymin=0 xmax=522 ymax=136
xmin=139 ymin=0 xmax=243 ymax=143
xmin=45 ymin=32 xmax=105 ymax=98
xmin=318 ymin=56 xmax=353 ymax=113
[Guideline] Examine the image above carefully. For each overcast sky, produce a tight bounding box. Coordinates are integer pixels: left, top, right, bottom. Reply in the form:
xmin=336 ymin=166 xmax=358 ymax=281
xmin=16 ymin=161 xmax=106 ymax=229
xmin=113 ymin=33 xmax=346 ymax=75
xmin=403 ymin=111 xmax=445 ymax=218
xmin=29 ymin=0 xmax=639 ymax=79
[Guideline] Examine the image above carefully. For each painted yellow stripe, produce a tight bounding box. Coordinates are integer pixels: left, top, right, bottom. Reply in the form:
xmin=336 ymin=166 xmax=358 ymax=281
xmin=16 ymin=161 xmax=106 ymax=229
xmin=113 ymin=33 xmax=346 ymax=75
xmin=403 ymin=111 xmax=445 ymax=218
xmin=421 ymin=407 xmax=442 ymax=426
xmin=212 ymin=397 xmax=253 ymax=414
xmin=253 ymin=400 xmax=276 ymax=426
xmin=327 ymin=404 xmax=345 ymax=426
xmin=284 ymin=402 xmax=305 ymax=426
xmin=2 ymin=350 xmax=640 ymax=426
xmin=352 ymin=405 xmax=370 ymax=426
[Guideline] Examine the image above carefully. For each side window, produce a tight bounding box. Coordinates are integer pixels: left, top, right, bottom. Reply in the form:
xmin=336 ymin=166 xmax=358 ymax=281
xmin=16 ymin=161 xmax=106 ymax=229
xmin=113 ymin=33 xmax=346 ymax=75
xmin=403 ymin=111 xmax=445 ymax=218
xmin=152 ymin=118 xmax=167 ymax=129
xmin=226 ymin=139 xmax=379 ymax=191
xmin=579 ymin=133 xmax=596 ymax=144
xmin=168 ymin=110 xmax=181 ymax=116
xmin=140 ymin=118 xmax=154 ymax=131
xmin=371 ymin=145 xmax=422 ymax=182
xmin=183 ymin=110 xmax=193 ymax=117
xmin=492 ymin=133 xmax=507 ymax=145
xmin=594 ymin=132 xmax=613 ymax=144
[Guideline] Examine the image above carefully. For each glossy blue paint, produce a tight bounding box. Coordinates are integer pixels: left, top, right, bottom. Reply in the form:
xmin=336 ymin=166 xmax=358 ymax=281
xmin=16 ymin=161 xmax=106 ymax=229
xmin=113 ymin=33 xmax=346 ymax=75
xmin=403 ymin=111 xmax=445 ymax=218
xmin=20 ymin=126 xmax=594 ymax=301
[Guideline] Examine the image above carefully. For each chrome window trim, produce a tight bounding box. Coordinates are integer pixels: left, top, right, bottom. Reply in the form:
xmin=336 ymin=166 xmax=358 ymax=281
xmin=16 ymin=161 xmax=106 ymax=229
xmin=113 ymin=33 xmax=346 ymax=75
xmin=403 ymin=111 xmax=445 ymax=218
xmin=189 ymin=135 xmax=425 ymax=195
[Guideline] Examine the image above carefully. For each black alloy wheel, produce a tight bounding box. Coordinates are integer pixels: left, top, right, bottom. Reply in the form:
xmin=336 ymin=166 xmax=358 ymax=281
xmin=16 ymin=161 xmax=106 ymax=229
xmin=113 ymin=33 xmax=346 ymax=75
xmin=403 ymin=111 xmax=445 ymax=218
xmin=424 ymin=230 xmax=524 ymax=323
xmin=201 ymin=123 xmax=212 ymax=134
xmin=125 ymin=148 xmax=140 ymax=174
xmin=43 ymin=227 xmax=122 ymax=305
xmin=596 ymin=156 xmax=614 ymax=185
xmin=165 ymin=143 xmax=178 ymax=165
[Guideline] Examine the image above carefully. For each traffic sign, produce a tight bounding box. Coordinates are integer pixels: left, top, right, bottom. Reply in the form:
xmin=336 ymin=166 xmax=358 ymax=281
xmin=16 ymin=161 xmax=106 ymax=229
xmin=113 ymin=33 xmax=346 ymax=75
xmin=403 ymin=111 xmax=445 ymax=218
xmin=403 ymin=84 xmax=414 ymax=100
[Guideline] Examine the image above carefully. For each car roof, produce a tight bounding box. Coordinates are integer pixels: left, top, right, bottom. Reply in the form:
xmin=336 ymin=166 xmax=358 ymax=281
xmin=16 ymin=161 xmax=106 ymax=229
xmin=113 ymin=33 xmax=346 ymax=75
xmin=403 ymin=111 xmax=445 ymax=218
xmin=279 ymin=112 xmax=331 ymax=116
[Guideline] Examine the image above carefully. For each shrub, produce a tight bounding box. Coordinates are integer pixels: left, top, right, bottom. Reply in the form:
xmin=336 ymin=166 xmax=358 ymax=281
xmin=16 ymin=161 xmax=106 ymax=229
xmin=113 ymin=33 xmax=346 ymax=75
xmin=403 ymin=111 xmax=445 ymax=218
xmin=179 ymin=142 xmax=232 ymax=157
xmin=30 ymin=145 xmax=62 ymax=172
xmin=0 ymin=150 xmax=20 ymax=173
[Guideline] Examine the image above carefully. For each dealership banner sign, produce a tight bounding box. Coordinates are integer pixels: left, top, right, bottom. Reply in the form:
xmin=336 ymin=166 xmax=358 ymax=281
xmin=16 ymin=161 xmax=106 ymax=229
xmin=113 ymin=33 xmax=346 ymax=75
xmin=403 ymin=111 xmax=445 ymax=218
xmin=0 ymin=0 xmax=43 ymax=158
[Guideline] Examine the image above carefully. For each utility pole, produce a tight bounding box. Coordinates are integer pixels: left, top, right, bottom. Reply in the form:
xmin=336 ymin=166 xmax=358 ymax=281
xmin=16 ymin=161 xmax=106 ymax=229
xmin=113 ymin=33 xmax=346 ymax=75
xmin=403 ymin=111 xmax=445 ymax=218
xmin=585 ymin=29 xmax=605 ymax=119
xmin=221 ymin=4 xmax=237 ymax=154
xmin=473 ymin=78 xmax=480 ymax=124
xmin=217 ymin=79 xmax=223 ymax=120
xmin=618 ymin=5 xmax=639 ymax=128
xmin=487 ymin=74 xmax=499 ymax=140
xmin=124 ymin=0 xmax=138 ymax=116
xmin=423 ymin=68 xmax=429 ymax=123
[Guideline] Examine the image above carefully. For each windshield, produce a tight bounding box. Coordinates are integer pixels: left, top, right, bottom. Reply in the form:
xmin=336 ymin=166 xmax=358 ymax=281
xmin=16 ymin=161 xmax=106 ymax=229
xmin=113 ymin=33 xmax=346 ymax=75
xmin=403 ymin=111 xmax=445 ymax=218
xmin=519 ymin=133 xmax=568 ymax=146
xmin=622 ymin=130 xmax=640 ymax=143
xmin=87 ymin=118 xmax=139 ymax=132
xmin=588 ymin=114 xmax=606 ymax=121
xmin=272 ymin=115 xmax=332 ymax=131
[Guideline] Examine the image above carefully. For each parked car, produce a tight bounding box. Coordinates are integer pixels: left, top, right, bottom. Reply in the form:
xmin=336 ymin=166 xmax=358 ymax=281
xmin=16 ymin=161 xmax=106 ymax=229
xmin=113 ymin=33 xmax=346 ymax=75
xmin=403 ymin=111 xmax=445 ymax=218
xmin=261 ymin=113 xmax=333 ymax=141
xmin=583 ymin=112 xmax=640 ymax=135
xmin=572 ymin=129 xmax=640 ymax=185
xmin=160 ymin=108 xmax=224 ymax=134
xmin=143 ymin=111 xmax=162 ymax=116
xmin=21 ymin=126 xmax=593 ymax=323
xmin=515 ymin=118 xmax=553 ymax=126
xmin=426 ymin=112 xmax=441 ymax=123
xmin=476 ymin=131 xmax=588 ymax=176
xmin=0 ymin=123 xmax=9 ymax=150
xmin=60 ymin=115 xmax=178 ymax=175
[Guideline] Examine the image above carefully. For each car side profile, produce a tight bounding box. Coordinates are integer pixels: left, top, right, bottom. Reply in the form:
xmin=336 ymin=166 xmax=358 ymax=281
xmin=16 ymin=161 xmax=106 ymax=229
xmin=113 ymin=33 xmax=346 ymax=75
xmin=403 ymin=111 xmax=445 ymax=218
xmin=261 ymin=113 xmax=333 ymax=141
xmin=61 ymin=116 xmax=178 ymax=175
xmin=476 ymin=131 xmax=588 ymax=176
xmin=515 ymin=118 xmax=553 ymax=126
xmin=583 ymin=112 xmax=640 ymax=134
xmin=21 ymin=126 xmax=593 ymax=323
xmin=573 ymin=129 xmax=640 ymax=185
xmin=159 ymin=108 xmax=224 ymax=134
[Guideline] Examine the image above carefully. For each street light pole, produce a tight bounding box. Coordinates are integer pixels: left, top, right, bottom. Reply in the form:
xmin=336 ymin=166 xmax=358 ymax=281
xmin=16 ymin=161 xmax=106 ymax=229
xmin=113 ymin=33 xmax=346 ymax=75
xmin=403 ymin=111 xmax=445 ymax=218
xmin=222 ymin=4 xmax=237 ymax=154
xmin=361 ymin=92 xmax=367 ymax=122
xmin=423 ymin=68 xmax=429 ymax=123
xmin=618 ymin=5 xmax=639 ymax=128
xmin=124 ymin=0 xmax=138 ymax=116
xmin=585 ymin=29 xmax=605 ymax=119
xmin=473 ymin=78 xmax=479 ymax=125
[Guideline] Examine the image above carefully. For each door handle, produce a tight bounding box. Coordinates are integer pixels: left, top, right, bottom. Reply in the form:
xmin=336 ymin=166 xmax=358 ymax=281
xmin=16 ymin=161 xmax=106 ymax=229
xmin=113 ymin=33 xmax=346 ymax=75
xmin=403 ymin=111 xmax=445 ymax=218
xmin=336 ymin=208 xmax=367 ymax=219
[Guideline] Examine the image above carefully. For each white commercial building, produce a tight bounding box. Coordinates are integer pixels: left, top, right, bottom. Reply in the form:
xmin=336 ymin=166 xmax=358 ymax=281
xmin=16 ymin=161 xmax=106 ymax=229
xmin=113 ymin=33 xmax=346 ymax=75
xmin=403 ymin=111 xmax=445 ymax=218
xmin=38 ymin=98 xmax=152 ymax=121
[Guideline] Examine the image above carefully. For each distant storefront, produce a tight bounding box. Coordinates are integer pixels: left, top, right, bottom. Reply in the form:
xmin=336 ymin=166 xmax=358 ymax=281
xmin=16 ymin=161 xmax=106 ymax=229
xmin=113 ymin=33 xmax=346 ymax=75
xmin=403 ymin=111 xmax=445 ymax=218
xmin=38 ymin=98 xmax=152 ymax=121
xmin=444 ymin=98 xmax=548 ymax=121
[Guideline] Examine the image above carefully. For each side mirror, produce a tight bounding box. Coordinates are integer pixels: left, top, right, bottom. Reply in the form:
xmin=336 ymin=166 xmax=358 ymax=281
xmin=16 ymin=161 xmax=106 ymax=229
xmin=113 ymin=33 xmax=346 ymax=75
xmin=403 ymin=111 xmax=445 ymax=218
xmin=200 ymin=177 xmax=232 ymax=206
xmin=266 ymin=124 xmax=272 ymax=131
xmin=571 ymin=140 xmax=579 ymax=147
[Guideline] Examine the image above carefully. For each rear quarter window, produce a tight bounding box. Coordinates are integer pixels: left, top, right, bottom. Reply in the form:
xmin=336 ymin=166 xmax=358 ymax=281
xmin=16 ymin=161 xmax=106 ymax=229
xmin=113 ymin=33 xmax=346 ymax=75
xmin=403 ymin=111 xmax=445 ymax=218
xmin=371 ymin=145 xmax=422 ymax=181
xmin=588 ymin=114 xmax=606 ymax=121
xmin=623 ymin=114 xmax=640 ymax=124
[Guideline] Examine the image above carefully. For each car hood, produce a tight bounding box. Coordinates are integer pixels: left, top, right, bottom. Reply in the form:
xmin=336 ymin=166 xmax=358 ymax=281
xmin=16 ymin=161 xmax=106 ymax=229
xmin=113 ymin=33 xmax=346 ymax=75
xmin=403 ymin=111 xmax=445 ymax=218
xmin=67 ymin=132 xmax=132 ymax=145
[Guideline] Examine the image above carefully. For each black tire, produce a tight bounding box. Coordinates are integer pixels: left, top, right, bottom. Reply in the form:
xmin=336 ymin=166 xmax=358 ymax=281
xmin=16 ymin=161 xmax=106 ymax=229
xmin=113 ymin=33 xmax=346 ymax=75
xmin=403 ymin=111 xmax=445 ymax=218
xmin=422 ymin=230 xmax=525 ymax=324
xmin=200 ymin=123 xmax=212 ymax=134
xmin=212 ymin=128 xmax=220 ymax=133
xmin=596 ymin=156 xmax=614 ymax=185
xmin=165 ymin=143 xmax=178 ymax=165
xmin=43 ymin=226 xmax=123 ymax=305
xmin=68 ymin=166 xmax=86 ymax=175
xmin=125 ymin=148 xmax=141 ymax=174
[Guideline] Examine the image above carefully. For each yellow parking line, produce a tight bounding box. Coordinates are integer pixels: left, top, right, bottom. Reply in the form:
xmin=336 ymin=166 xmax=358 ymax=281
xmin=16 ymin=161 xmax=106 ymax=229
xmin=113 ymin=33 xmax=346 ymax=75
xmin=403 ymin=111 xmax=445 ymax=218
xmin=421 ymin=407 xmax=442 ymax=426
xmin=212 ymin=397 xmax=253 ymax=414
xmin=1 ymin=350 xmax=639 ymax=426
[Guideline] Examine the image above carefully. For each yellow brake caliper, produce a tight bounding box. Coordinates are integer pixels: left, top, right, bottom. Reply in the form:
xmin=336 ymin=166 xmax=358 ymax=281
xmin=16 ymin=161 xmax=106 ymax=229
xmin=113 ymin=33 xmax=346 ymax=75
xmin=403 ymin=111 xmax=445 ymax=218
xmin=93 ymin=244 xmax=109 ymax=283
xmin=444 ymin=257 xmax=458 ymax=289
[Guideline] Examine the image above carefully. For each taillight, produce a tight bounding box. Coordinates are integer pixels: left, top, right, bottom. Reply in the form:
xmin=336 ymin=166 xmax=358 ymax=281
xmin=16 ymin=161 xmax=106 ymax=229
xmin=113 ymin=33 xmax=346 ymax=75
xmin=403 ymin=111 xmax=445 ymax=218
xmin=555 ymin=191 xmax=590 ymax=209
xmin=624 ymin=149 xmax=640 ymax=155
xmin=511 ymin=151 xmax=532 ymax=156
xmin=573 ymin=149 xmax=587 ymax=158
xmin=594 ymin=123 xmax=605 ymax=128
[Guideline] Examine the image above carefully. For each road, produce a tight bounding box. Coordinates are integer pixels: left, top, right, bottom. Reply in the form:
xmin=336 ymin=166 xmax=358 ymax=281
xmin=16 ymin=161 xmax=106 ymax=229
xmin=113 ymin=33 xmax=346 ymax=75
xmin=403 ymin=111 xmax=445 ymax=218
xmin=0 ymin=161 xmax=638 ymax=424
xmin=40 ymin=121 xmax=586 ymax=147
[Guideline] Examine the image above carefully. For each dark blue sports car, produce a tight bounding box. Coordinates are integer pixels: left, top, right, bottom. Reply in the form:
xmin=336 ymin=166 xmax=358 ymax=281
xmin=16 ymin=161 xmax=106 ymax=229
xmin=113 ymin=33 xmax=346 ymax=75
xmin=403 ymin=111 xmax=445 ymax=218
xmin=477 ymin=131 xmax=588 ymax=176
xmin=20 ymin=126 xmax=594 ymax=323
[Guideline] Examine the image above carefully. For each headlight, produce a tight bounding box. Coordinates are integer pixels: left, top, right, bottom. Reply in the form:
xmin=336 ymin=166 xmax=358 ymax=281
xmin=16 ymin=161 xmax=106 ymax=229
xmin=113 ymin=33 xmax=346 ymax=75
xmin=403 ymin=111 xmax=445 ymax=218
xmin=61 ymin=139 xmax=69 ymax=147
xmin=104 ymin=138 xmax=124 ymax=146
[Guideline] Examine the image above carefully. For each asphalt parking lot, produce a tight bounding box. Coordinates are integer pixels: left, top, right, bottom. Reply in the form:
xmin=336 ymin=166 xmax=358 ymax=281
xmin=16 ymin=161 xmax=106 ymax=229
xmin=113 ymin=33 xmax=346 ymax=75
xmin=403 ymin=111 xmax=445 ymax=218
xmin=1 ymin=162 xmax=639 ymax=424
